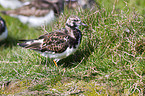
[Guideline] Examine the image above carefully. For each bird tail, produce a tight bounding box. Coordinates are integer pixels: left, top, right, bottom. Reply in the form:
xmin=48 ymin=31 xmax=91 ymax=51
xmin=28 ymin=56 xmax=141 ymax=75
xmin=18 ymin=39 xmax=44 ymax=50
xmin=18 ymin=40 xmax=34 ymax=47
xmin=0 ymin=10 xmax=16 ymax=16
xmin=0 ymin=11 xmax=8 ymax=15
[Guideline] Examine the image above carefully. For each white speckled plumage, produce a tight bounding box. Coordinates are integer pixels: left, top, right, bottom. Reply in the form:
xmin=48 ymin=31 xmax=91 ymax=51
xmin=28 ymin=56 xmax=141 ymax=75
xmin=18 ymin=16 xmax=87 ymax=66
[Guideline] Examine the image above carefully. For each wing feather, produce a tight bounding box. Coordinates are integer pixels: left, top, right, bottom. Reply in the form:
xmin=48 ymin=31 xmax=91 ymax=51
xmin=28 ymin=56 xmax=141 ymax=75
xmin=18 ymin=29 xmax=76 ymax=53
xmin=40 ymin=32 xmax=70 ymax=53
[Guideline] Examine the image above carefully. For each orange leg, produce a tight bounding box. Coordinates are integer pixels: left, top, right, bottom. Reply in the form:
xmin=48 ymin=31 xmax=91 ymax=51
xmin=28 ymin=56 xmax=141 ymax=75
xmin=53 ymin=60 xmax=58 ymax=67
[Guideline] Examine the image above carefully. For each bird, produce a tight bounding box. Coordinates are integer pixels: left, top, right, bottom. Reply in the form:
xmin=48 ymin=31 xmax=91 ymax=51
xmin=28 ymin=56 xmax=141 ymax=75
xmin=18 ymin=15 xmax=87 ymax=67
xmin=1 ymin=0 xmax=64 ymax=27
xmin=0 ymin=17 xmax=8 ymax=41
xmin=0 ymin=0 xmax=32 ymax=9
xmin=64 ymin=0 xmax=97 ymax=9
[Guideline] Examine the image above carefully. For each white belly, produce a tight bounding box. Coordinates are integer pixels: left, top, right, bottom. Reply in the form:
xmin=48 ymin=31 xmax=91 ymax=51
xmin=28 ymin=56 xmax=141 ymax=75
xmin=0 ymin=28 xmax=8 ymax=41
xmin=41 ymin=45 xmax=79 ymax=60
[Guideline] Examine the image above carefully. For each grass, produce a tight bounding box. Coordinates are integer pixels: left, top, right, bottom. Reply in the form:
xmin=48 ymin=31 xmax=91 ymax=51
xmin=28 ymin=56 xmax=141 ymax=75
xmin=0 ymin=0 xmax=145 ymax=95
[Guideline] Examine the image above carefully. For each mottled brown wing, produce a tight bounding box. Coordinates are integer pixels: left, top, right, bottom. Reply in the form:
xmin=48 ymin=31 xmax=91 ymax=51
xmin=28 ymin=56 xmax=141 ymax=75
xmin=39 ymin=32 xmax=70 ymax=53
xmin=31 ymin=0 xmax=64 ymax=15
xmin=4 ymin=2 xmax=51 ymax=17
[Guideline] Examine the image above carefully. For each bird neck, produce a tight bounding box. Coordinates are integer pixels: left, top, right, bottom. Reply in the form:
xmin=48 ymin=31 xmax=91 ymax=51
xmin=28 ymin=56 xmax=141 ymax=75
xmin=65 ymin=24 xmax=80 ymax=38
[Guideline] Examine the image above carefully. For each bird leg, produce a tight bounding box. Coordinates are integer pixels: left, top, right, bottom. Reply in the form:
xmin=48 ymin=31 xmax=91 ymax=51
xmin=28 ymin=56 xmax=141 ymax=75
xmin=53 ymin=59 xmax=58 ymax=67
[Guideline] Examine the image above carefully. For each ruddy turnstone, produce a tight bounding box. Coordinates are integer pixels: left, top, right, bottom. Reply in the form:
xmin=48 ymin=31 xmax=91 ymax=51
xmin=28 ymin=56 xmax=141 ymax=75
xmin=65 ymin=0 xmax=96 ymax=9
xmin=18 ymin=15 xmax=87 ymax=66
xmin=0 ymin=17 xmax=7 ymax=41
xmin=1 ymin=0 xmax=64 ymax=27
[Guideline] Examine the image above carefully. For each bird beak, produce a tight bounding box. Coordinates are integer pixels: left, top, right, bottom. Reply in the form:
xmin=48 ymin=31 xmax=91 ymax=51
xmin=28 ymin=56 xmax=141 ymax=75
xmin=81 ymin=22 xmax=88 ymax=26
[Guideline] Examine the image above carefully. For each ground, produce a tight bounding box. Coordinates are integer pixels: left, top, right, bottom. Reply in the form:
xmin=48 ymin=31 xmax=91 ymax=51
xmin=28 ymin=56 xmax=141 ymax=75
xmin=0 ymin=0 xmax=144 ymax=95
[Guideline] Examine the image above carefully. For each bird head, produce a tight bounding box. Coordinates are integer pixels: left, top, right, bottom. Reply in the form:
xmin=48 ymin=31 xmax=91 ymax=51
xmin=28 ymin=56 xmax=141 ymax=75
xmin=66 ymin=15 xmax=87 ymax=28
